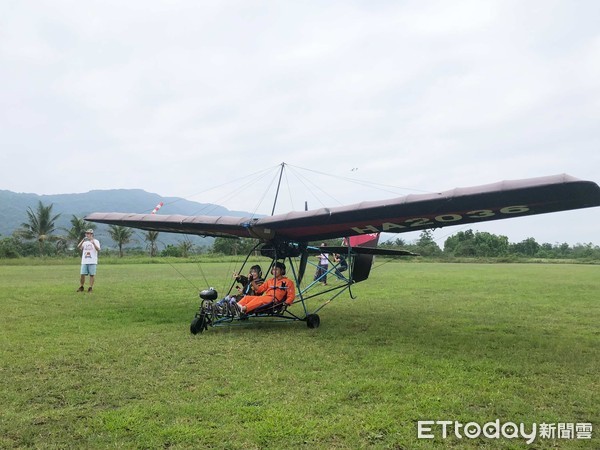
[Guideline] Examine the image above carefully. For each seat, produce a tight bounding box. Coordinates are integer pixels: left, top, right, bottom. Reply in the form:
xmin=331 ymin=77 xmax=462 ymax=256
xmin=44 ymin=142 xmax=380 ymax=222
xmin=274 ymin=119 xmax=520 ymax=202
xmin=252 ymin=292 xmax=288 ymax=316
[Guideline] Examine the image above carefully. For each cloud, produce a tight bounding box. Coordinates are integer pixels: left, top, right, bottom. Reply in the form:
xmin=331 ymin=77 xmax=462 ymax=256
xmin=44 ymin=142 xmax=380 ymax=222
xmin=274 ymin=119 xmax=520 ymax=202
xmin=1 ymin=0 xmax=599 ymax=244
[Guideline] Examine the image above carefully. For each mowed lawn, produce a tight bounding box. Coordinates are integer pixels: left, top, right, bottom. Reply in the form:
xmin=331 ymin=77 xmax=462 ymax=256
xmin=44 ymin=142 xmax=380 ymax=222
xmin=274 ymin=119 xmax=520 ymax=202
xmin=0 ymin=261 xmax=598 ymax=449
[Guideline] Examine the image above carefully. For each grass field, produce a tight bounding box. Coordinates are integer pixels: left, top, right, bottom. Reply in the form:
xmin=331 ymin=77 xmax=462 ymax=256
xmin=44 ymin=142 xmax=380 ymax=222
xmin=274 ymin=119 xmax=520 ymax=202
xmin=0 ymin=261 xmax=598 ymax=449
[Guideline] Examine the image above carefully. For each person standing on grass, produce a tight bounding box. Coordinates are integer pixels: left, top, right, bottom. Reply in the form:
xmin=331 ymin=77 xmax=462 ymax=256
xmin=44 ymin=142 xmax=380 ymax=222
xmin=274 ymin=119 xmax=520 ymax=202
xmin=314 ymin=242 xmax=329 ymax=285
xmin=333 ymin=253 xmax=348 ymax=280
xmin=77 ymin=229 xmax=100 ymax=293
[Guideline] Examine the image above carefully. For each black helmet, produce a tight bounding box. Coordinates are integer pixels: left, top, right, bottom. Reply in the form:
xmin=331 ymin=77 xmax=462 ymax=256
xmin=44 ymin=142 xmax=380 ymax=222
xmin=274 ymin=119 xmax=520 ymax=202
xmin=273 ymin=261 xmax=286 ymax=274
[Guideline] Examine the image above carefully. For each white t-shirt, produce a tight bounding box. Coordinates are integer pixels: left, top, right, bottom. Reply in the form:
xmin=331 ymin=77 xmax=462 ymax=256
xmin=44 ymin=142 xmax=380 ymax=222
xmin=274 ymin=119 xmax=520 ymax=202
xmin=318 ymin=253 xmax=329 ymax=266
xmin=81 ymin=239 xmax=101 ymax=264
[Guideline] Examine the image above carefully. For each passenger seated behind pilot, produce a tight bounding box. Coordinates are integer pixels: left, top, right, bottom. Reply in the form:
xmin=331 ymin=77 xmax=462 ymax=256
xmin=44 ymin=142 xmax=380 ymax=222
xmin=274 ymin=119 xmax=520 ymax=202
xmin=234 ymin=262 xmax=295 ymax=314
xmin=217 ymin=265 xmax=264 ymax=308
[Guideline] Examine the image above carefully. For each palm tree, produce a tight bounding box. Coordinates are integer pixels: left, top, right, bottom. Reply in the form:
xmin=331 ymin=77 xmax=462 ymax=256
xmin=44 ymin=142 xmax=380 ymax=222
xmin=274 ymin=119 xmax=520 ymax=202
xmin=178 ymin=240 xmax=194 ymax=258
xmin=145 ymin=231 xmax=160 ymax=257
xmin=108 ymin=225 xmax=134 ymax=257
xmin=18 ymin=201 xmax=62 ymax=256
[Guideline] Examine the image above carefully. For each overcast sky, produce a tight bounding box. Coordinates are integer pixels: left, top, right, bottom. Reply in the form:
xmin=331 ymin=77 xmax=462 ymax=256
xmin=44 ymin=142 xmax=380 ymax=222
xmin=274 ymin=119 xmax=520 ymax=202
xmin=1 ymin=0 xmax=599 ymax=245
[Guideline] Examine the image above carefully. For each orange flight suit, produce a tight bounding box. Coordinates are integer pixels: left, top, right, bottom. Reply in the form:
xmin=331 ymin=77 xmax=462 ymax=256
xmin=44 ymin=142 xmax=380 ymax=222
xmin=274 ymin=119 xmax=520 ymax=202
xmin=237 ymin=276 xmax=296 ymax=313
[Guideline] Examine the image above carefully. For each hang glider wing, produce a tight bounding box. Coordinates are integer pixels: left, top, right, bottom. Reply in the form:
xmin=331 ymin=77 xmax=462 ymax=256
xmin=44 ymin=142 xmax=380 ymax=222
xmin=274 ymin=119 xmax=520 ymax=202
xmin=83 ymin=213 xmax=255 ymax=239
xmin=255 ymin=174 xmax=600 ymax=241
xmin=86 ymin=174 xmax=600 ymax=242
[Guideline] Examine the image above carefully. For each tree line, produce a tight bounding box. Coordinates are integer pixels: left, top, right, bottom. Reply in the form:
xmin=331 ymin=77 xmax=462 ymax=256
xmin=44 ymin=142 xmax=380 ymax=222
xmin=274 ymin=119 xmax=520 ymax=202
xmin=0 ymin=201 xmax=205 ymax=258
xmin=1 ymin=201 xmax=599 ymax=260
xmin=380 ymin=229 xmax=600 ymax=260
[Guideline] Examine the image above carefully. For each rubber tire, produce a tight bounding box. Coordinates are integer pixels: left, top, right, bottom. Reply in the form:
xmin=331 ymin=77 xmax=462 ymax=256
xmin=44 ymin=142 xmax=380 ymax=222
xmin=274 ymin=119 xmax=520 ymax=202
xmin=306 ymin=314 xmax=320 ymax=329
xmin=190 ymin=315 xmax=205 ymax=334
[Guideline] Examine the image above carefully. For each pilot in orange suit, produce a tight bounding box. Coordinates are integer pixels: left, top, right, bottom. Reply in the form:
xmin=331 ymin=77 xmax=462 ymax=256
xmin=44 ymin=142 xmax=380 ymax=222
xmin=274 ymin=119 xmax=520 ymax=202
xmin=236 ymin=262 xmax=295 ymax=314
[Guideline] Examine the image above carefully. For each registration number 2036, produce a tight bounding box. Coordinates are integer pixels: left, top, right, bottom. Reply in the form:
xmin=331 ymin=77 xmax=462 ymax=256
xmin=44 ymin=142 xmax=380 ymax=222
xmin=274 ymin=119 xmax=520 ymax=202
xmin=351 ymin=205 xmax=531 ymax=233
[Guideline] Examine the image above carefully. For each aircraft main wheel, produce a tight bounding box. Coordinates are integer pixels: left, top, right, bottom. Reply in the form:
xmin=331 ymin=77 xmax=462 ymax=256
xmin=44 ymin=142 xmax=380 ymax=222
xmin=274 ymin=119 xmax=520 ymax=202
xmin=306 ymin=314 xmax=320 ymax=329
xmin=190 ymin=314 xmax=205 ymax=334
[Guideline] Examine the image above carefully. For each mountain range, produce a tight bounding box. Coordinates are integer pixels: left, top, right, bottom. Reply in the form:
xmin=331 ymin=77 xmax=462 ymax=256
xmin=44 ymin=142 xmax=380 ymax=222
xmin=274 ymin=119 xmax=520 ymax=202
xmin=0 ymin=189 xmax=252 ymax=248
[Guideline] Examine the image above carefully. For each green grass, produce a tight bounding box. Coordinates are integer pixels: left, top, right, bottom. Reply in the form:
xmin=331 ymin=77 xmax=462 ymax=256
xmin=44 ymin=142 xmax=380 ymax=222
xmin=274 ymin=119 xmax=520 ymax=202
xmin=0 ymin=262 xmax=598 ymax=449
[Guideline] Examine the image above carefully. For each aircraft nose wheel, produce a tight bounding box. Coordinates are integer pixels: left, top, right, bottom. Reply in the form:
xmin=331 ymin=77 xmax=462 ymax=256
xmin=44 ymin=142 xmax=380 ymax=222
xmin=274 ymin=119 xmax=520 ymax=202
xmin=190 ymin=313 xmax=207 ymax=334
xmin=306 ymin=314 xmax=320 ymax=329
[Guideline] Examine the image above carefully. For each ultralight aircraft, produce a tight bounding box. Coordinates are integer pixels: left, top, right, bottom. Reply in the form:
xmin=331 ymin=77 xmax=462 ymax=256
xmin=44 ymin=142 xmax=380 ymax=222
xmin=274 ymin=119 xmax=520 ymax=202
xmin=86 ymin=166 xmax=600 ymax=334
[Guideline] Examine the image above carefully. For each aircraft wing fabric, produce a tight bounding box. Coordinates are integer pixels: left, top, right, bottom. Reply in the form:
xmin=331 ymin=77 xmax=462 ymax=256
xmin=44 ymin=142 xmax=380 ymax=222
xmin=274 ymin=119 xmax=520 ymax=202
xmin=86 ymin=174 xmax=600 ymax=242
xmin=83 ymin=213 xmax=256 ymax=239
